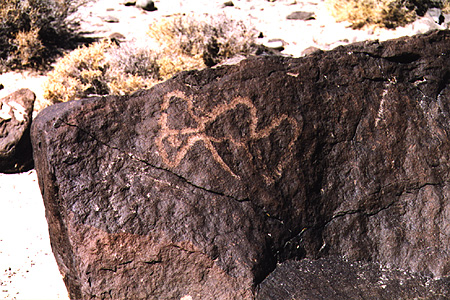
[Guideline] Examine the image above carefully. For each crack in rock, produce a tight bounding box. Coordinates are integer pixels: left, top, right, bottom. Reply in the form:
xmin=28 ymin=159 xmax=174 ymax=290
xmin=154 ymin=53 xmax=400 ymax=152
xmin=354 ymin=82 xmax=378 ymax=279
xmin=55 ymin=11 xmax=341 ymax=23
xmin=58 ymin=118 xmax=286 ymax=227
xmin=59 ymin=119 xmax=250 ymax=204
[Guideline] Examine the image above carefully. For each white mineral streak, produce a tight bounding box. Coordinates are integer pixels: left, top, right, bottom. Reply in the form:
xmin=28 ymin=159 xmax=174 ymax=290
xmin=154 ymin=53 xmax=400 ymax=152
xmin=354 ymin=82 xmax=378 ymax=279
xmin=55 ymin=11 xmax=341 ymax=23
xmin=0 ymin=103 xmax=12 ymax=121
xmin=9 ymin=101 xmax=26 ymax=122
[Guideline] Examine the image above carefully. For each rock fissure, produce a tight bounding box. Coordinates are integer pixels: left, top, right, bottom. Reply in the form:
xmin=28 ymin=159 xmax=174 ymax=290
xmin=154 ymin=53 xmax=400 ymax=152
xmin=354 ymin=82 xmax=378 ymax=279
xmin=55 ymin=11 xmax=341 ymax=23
xmin=364 ymin=200 xmax=396 ymax=217
xmin=353 ymin=50 xmax=421 ymax=65
xmin=99 ymin=266 xmax=117 ymax=273
xmin=325 ymin=199 xmax=397 ymax=227
xmin=405 ymin=181 xmax=442 ymax=193
xmin=59 ymin=118 xmax=290 ymax=229
xmin=59 ymin=119 xmax=250 ymax=204
xmin=143 ymin=260 xmax=162 ymax=265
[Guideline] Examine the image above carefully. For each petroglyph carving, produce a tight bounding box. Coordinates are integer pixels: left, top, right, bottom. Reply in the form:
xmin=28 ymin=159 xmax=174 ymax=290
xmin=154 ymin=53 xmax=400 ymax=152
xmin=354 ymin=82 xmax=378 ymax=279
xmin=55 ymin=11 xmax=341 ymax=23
xmin=155 ymin=91 xmax=301 ymax=184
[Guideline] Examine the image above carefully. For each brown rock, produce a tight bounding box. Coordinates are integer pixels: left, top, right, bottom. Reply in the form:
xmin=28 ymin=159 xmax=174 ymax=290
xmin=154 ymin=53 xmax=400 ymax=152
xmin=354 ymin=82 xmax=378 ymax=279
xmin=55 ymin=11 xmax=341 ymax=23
xmin=100 ymin=15 xmax=120 ymax=23
xmin=257 ymin=258 xmax=450 ymax=299
xmin=301 ymin=46 xmax=321 ymax=56
xmin=286 ymin=11 xmax=315 ymax=20
xmin=31 ymin=30 xmax=450 ymax=298
xmin=122 ymin=1 xmax=136 ymax=6
xmin=1 ymin=88 xmax=35 ymax=173
xmin=223 ymin=1 xmax=234 ymax=7
xmin=135 ymin=0 xmax=156 ymax=11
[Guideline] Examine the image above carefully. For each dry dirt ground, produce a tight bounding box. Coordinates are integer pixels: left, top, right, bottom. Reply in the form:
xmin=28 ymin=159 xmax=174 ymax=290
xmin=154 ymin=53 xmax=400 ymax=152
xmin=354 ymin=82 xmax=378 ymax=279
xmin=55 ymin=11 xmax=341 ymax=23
xmin=0 ymin=0 xmax=447 ymax=299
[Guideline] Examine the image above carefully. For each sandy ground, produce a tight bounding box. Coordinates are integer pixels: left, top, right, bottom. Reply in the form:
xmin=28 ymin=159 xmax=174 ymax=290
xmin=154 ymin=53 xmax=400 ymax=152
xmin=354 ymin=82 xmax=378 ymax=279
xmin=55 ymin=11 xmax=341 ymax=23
xmin=0 ymin=0 xmax=448 ymax=299
xmin=0 ymin=171 xmax=68 ymax=300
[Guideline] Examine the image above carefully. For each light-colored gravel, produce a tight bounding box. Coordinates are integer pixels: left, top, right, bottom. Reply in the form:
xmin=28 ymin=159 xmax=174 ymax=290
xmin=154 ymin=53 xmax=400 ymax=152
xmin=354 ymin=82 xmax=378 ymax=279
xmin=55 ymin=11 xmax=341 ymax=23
xmin=0 ymin=0 xmax=448 ymax=299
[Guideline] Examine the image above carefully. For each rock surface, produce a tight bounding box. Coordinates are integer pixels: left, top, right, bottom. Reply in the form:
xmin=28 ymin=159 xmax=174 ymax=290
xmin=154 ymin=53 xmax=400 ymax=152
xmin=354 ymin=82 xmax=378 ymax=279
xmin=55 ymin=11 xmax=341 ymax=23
xmin=286 ymin=11 xmax=315 ymax=20
xmin=32 ymin=30 xmax=450 ymax=298
xmin=257 ymin=257 xmax=450 ymax=299
xmin=0 ymin=89 xmax=35 ymax=173
xmin=135 ymin=0 xmax=156 ymax=11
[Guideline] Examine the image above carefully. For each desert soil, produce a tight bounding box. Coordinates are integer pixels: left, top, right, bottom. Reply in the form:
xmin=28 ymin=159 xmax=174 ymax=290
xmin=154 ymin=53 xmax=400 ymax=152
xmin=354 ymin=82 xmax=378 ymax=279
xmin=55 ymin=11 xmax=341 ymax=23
xmin=0 ymin=0 xmax=447 ymax=299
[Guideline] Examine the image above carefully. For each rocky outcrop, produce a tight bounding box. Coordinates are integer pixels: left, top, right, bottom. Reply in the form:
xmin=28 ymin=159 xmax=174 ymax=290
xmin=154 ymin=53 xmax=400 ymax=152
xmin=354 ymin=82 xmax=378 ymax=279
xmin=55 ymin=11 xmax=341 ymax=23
xmin=32 ymin=30 xmax=450 ymax=298
xmin=0 ymin=89 xmax=35 ymax=173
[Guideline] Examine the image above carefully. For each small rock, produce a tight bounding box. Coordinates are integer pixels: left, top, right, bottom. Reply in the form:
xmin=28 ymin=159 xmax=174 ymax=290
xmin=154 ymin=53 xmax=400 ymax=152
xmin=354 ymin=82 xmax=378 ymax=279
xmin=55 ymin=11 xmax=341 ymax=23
xmin=286 ymin=11 xmax=315 ymax=20
xmin=223 ymin=1 xmax=234 ymax=7
xmin=215 ymin=54 xmax=247 ymax=67
xmin=301 ymin=46 xmax=321 ymax=56
xmin=122 ymin=0 xmax=136 ymax=5
xmin=262 ymin=39 xmax=285 ymax=51
xmin=136 ymin=0 xmax=157 ymax=11
xmin=101 ymin=15 xmax=119 ymax=23
xmin=413 ymin=17 xmax=443 ymax=34
xmin=425 ymin=8 xmax=444 ymax=24
xmin=0 ymin=89 xmax=35 ymax=173
xmin=109 ymin=32 xmax=126 ymax=43
xmin=0 ymin=84 xmax=3 ymax=90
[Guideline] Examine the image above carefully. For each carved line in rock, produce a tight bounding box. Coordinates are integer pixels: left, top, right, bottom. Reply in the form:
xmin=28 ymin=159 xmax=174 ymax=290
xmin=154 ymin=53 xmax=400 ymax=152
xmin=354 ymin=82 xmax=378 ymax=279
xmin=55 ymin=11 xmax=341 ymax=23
xmin=155 ymin=91 xmax=302 ymax=184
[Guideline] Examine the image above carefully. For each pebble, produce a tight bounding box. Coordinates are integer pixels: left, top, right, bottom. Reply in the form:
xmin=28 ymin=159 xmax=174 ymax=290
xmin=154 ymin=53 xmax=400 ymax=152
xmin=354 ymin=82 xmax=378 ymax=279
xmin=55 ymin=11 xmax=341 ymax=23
xmin=286 ymin=11 xmax=315 ymax=20
xmin=122 ymin=0 xmax=136 ymax=6
xmin=101 ymin=15 xmax=120 ymax=23
xmin=109 ymin=32 xmax=127 ymax=43
xmin=136 ymin=0 xmax=157 ymax=11
xmin=262 ymin=39 xmax=285 ymax=51
xmin=301 ymin=46 xmax=321 ymax=56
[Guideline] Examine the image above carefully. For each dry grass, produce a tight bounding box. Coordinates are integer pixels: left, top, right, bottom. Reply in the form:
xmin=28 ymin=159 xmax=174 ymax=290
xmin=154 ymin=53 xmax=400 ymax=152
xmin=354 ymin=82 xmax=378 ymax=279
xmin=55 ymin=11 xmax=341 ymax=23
xmin=325 ymin=0 xmax=417 ymax=28
xmin=326 ymin=0 xmax=448 ymax=28
xmin=0 ymin=0 xmax=88 ymax=71
xmin=44 ymin=14 xmax=257 ymax=102
xmin=11 ymin=28 xmax=45 ymax=68
xmin=442 ymin=0 xmax=450 ymax=13
xmin=43 ymin=39 xmax=159 ymax=102
xmin=148 ymin=14 xmax=258 ymax=78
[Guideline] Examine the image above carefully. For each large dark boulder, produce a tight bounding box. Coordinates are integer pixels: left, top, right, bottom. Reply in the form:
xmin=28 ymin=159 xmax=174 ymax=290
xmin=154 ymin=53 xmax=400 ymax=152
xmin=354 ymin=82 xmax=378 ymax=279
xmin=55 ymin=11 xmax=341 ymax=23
xmin=0 ymin=88 xmax=35 ymax=173
xmin=32 ymin=30 xmax=450 ymax=299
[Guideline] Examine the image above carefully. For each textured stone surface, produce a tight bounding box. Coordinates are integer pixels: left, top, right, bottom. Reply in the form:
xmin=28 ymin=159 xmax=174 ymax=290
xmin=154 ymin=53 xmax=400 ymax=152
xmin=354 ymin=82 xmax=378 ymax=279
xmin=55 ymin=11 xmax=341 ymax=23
xmin=257 ymin=258 xmax=450 ymax=299
xmin=0 ymin=89 xmax=35 ymax=173
xmin=286 ymin=11 xmax=315 ymax=20
xmin=135 ymin=0 xmax=156 ymax=11
xmin=32 ymin=30 xmax=450 ymax=298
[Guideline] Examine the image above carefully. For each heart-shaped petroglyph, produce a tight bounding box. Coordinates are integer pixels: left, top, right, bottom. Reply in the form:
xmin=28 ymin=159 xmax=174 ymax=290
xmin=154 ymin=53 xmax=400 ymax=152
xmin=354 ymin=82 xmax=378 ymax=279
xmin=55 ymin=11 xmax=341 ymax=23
xmin=155 ymin=91 xmax=301 ymax=184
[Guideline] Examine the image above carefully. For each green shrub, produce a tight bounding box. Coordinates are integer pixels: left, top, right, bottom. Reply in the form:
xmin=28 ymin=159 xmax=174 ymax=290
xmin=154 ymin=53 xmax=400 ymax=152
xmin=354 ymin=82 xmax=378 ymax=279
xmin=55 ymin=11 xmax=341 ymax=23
xmin=0 ymin=0 xmax=87 ymax=70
